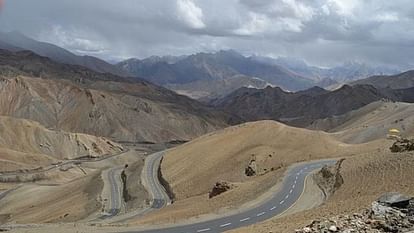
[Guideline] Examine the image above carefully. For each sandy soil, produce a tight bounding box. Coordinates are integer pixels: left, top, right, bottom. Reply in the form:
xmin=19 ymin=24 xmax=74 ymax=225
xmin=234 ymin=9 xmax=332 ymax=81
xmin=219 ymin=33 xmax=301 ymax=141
xmin=0 ymin=146 xmax=148 ymax=225
xmin=0 ymin=171 xmax=103 ymax=224
xmin=3 ymin=125 xmax=413 ymax=233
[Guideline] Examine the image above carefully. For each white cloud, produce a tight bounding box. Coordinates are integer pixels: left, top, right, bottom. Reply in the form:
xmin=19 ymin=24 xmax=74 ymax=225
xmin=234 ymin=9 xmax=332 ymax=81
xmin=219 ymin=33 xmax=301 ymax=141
xmin=2 ymin=0 xmax=414 ymax=68
xmin=373 ymin=12 xmax=399 ymax=23
xmin=233 ymin=12 xmax=269 ymax=36
xmin=176 ymin=0 xmax=205 ymax=29
xmin=328 ymin=0 xmax=359 ymax=16
xmin=234 ymin=0 xmax=315 ymax=36
xmin=277 ymin=0 xmax=314 ymax=21
xmin=38 ymin=25 xmax=107 ymax=54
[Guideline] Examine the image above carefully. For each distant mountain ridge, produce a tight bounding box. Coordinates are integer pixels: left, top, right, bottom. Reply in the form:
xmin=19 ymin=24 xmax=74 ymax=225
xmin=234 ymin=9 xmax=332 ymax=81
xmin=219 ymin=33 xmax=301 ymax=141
xmin=211 ymin=76 xmax=414 ymax=127
xmin=118 ymin=50 xmax=403 ymax=100
xmin=0 ymin=31 xmax=128 ymax=76
xmin=350 ymin=70 xmax=414 ymax=89
xmin=251 ymin=56 xmax=401 ymax=82
xmin=117 ymin=50 xmax=315 ymax=99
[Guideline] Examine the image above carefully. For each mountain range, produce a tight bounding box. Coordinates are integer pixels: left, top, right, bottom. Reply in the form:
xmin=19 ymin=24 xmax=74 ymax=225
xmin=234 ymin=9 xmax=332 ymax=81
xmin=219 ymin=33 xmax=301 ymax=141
xmin=117 ymin=50 xmax=314 ymax=99
xmin=0 ymin=32 xmax=405 ymax=101
xmin=117 ymin=50 xmax=402 ymax=100
xmin=1 ymin=31 xmax=413 ymax=140
xmin=255 ymin=56 xmax=400 ymax=82
xmin=211 ymin=83 xmax=414 ymax=127
xmin=0 ymin=31 xmax=127 ymax=76
xmin=350 ymin=70 xmax=414 ymax=89
xmin=0 ymin=49 xmax=234 ymax=143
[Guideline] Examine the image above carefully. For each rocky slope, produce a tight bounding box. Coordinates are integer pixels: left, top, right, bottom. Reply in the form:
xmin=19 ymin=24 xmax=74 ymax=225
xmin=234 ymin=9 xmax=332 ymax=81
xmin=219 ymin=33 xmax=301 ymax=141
xmin=295 ymin=193 xmax=414 ymax=233
xmin=212 ymin=84 xmax=414 ymax=128
xmin=230 ymin=148 xmax=414 ymax=233
xmin=351 ymin=70 xmax=414 ymax=89
xmin=0 ymin=116 xmax=123 ymax=172
xmin=0 ymin=49 xmax=233 ymax=142
xmin=0 ymin=75 xmax=229 ymax=143
xmin=211 ymin=85 xmax=385 ymax=126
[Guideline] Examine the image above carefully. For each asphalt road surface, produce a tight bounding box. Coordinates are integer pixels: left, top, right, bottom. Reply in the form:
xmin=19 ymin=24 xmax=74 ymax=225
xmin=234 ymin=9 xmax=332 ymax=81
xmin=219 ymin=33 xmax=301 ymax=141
xmin=101 ymin=151 xmax=171 ymax=221
xmin=142 ymin=151 xmax=171 ymax=209
xmin=100 ymin=167 xmax=124 ymax=219
xmin=124 ymin=159 xmax=336 ymax=233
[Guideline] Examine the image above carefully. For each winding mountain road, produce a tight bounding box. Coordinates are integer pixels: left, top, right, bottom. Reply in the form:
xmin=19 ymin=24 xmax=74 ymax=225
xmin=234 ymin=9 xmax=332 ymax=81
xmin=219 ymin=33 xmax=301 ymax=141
xmin=100 ymin=167 xmax=124 ymax=219
xmin=124 ymin=159 xmax=336 ymax=233
xmin=142 ymin=151 xmax=171 ymax=209
xmin=99 ymin=151 xmax=171 ymax=221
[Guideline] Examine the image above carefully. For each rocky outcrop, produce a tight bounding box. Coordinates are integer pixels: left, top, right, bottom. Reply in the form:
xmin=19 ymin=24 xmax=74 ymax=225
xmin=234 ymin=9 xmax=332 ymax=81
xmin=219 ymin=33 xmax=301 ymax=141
xmin=313 ymin=159 xmax=344 ymax=198
xmin=245 ymin=156 xmax=257 ymax=177
xmin=209 ymin=181 xmax=235 ymax=198
xmin=121 ymin=165 xmax=132 ymax=203
xmin=295 ymin=192 xmax=414 ymax=233
xmin=390 ymin=138 xmax=414 ymax=153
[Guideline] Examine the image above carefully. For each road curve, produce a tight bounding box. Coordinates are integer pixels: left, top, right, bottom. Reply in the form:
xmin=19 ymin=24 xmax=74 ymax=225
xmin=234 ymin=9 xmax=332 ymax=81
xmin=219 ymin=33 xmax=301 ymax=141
xmin=100 ymin=167 xmax=124 ymax=219
xmin=101 ymin=151 xmax=172 ymax=222
xmin=142 ymin=151 xmax=171 ymax=210
xmin=124 ymin=159 xmax=336 ymax=233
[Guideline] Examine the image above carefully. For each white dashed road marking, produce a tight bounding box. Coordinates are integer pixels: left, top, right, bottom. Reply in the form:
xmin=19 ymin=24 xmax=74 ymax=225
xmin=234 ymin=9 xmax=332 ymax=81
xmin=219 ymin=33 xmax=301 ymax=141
xmin=290 ymin=189 xmax=293 ymax=194
xmin=257 ymin=212 xmax=266 ymax=217
xmin=280 ymin=200 xmax=285 ymax=204
xmin=220 ymin=223 xmax=232 ymax=228
xmin=270 ymin=206 xmax=277 ymax=211
xmin=285 ymin=194 xmax=289 ymax=199
xmin=197 ymin=228 xmax=211 ymax=232
xmin=240 ymin=217 xmax=250 ymax=222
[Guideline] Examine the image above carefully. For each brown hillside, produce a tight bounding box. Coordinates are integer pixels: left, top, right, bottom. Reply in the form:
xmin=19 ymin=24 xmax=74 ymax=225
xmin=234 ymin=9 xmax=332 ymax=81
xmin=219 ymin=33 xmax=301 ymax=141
xmin=0 ymin=116 xmax=123 ymax=171
xmin=230 ymin=148 xmax=414 ymax=233
xmin=0 ymin=76 xmax=228 ymax=142
xmin=137 ymin=121 xmax=382 ymax=225
xmin=309 ymin=101 xmax=414 ymax=143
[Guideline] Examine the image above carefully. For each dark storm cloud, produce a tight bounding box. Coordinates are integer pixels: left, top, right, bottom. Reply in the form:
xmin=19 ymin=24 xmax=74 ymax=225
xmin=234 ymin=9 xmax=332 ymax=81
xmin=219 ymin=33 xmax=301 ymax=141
xmin=0 ymin=0 xmax=413 ymax=68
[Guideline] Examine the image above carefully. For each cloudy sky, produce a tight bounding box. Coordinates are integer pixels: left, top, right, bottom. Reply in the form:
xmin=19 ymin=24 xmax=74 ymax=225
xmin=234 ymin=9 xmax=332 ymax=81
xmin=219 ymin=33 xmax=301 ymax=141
xmin=0 ymin=0 xmax=413 ymax=68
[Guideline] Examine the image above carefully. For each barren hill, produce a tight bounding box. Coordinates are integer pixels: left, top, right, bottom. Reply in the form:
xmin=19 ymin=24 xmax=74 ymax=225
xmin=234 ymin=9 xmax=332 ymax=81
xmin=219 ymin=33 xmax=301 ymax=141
xmin=230 ymin=148 xmax=414 ymax=233
xmin=0 ymin=116 xmax=123 ymax=172
xmin=142 ymin=121 xmax=380 ymax=224
xmin=351 ymin=70 xmax=414 ymax=89
xmin=212 ymin=85 xmax=390 ymax=126
xmin=0 ymin=171 xmax=104 ymax=223
xmin=0 ymin=75 xmax=229 ymax=142
xmin=162 ymin=121 xmax=371 ymax=200
xmin=309 ymin=101 xmax=414 ymax=143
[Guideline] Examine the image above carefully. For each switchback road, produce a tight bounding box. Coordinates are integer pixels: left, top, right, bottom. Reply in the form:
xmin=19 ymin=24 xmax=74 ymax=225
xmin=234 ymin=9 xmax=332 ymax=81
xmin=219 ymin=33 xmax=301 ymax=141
xmin=125 ymin=159 xmax=336 ymax=233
